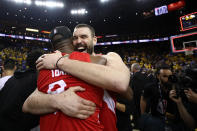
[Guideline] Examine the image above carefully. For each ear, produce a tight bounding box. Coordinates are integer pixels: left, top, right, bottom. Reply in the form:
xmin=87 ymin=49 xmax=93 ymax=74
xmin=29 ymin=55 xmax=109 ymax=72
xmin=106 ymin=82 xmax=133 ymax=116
xmin=93 ymin=36 xmax=97 ymax=46
xmin=14 ymin=66 xmax=17 ymax=71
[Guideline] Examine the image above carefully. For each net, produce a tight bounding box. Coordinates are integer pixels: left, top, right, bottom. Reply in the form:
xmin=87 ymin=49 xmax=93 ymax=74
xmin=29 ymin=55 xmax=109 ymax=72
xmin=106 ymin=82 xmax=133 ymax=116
xmin=185 ymin=47 xmax=194 ymax=55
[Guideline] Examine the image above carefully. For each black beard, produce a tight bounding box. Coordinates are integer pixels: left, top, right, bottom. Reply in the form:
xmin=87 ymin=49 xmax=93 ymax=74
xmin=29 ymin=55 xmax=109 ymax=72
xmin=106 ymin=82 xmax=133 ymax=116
xmin=87 ymin=45 xmax=93 ymax=54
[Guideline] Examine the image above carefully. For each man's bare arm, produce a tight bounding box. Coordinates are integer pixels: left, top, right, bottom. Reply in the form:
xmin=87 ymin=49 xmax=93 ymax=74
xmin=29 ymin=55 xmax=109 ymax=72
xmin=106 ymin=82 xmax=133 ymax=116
xmin=116 ymin=102 xmax=126 ymax=112
xmin=23 ymin=87 xmax=96 ymax=119
xmin=176 ymin=101 xmax=196 ymax=128
xmin=23 ymin=88 xmax=56 ymax=114
xmin=59 ymin=52 xmax=130 ymax=93
xmin=37 ymin=51 xmax=130 ymax=93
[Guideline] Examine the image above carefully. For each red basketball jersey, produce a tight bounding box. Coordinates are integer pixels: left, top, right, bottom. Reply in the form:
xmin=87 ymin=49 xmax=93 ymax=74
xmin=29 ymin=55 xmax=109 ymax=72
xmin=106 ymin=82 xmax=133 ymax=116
xmin=38 ymin=52 xmax=104 ymax=131
xmin=93 ymin=54 xmax=118 ymax=131
xmin=100 ymin=90 xmax=117 ymax=131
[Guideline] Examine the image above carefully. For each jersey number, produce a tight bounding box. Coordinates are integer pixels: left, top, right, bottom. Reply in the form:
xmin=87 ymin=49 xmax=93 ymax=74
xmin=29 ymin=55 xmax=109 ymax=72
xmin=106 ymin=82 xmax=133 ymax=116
xmin=47 ymin=80 xmax=67 ymax=94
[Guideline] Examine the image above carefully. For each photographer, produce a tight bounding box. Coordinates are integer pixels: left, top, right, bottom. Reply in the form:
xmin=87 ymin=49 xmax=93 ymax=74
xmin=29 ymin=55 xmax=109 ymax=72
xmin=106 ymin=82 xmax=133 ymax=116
xmin=169 ymin=67 xmax=197 ymax=130
xmin=184 ymin=68 xmax=197 ymax=104
xmin=139 ymin=64 xmax=194 ymax=131
xmin=169 ymin=89 xmax=196 ymax=129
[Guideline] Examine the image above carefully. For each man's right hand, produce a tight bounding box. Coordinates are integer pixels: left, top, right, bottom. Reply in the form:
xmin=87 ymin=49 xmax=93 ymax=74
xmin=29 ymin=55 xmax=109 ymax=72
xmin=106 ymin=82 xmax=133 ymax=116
xmin=55 ymin=86 xmax=96 ymax=119
xmin=169 ymin=89 xmax=182 ymax=104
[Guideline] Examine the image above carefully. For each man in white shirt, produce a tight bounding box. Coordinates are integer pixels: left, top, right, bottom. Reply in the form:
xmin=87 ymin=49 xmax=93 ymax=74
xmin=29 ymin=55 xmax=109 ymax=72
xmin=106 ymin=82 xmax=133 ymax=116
xmin=0 ymin=59 xmax=16 ymax=91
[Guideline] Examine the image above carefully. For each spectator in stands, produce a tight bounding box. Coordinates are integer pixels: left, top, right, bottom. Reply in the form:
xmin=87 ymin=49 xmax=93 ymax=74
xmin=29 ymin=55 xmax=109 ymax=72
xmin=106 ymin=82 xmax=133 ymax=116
xmin=0 ymin=58 xmax=16 ymax=91
xmin=0 ymin=49 xmax=43 ymax=131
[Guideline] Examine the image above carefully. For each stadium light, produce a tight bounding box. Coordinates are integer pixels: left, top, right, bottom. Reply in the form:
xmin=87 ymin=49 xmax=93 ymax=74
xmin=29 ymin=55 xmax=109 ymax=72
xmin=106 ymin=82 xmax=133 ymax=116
xmin=100 ymin=0 xmax=109 ymax=3
xmin=41 ymin=31 xmax=51 ymax=34
xmin=26 ymin=28 xmax=39 ymax=32
xmin=13 ymin=0 xmax=32 ymax=5
xmin=35 ymin=1 xmax=64 ymax=8
xmin=71 ymin=9 xmax=88 ymax=15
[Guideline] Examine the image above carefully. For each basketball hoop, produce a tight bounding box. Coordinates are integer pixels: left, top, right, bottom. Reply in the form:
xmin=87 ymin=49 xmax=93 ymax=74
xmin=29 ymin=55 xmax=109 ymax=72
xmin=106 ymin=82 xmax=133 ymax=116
xmin=185 ymin=47 xmax=194 ymax=55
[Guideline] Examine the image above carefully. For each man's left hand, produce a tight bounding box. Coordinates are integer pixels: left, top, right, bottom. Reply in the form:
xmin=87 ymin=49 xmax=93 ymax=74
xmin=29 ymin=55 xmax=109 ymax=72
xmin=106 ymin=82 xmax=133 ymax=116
xmin=184 ymin=88 xmax=197 ymax=103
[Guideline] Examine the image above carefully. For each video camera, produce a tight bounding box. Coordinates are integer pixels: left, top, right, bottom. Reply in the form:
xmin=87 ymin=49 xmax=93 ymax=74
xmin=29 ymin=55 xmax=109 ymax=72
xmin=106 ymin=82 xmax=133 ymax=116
xmin=168 ymin=68 xmax=197 ymax=99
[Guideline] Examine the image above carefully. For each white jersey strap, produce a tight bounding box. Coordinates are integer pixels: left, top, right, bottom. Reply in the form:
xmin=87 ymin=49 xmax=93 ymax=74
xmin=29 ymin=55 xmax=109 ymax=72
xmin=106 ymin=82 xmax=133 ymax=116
xmin=103 ymin=90 xmax=116 ymax=114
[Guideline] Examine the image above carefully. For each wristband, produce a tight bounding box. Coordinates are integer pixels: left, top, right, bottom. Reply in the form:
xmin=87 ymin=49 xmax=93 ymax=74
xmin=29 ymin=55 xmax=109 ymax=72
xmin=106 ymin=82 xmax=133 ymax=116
xmin=55 ymin=54 xmax=69 ymax=69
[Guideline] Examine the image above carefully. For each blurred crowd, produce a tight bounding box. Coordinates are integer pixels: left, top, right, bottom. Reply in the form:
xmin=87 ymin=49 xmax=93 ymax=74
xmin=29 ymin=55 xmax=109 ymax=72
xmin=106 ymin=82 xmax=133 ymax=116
xmin=123 ymin=47 xmax=197 ymax=74
xmin=1 ymin=41 xmax=196 ymax=75
xmin=0 ymin=39 xmax=197 ymax=131
xmin=0 ymin=47 xmax=28 ymax=71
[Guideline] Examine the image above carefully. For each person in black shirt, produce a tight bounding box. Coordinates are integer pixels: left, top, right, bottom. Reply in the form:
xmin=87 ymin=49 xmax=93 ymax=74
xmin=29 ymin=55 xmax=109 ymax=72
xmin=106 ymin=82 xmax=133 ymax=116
xmin=0 ymin=49 xmax=43 ymax=131
xmin=116 ymin=87 xmax=133 ymax=131
xmin=130 ymin=63 xmax=149 ymax=129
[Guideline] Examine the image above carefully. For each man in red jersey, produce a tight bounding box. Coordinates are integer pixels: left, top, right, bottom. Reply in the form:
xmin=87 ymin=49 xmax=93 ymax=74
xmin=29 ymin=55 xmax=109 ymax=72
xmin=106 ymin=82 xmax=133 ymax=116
xmin=37 ymin=26 xmax=107 ymax=131
xmin=23 ymin=24 xmax=132 ymax=131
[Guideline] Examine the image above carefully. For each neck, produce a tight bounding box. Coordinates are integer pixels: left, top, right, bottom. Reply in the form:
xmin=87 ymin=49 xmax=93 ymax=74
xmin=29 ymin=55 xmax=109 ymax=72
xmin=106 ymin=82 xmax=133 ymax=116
xmin=61 ymin=48 xmax=73 ymax=54
xmin=2 ymin=70 xmax=14 ymax=77
xmin=55 ymin=44 xmax=74 ymax=54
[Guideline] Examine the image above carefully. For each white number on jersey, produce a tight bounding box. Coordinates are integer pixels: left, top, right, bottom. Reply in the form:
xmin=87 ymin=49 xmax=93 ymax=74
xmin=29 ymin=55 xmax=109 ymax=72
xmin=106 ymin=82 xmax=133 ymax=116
xmin=47 ymin=80 xmax=67 ymax=94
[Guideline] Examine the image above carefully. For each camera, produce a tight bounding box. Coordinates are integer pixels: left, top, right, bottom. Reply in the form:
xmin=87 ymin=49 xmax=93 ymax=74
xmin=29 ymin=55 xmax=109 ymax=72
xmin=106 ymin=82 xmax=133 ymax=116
xmin=168 ymin=68 xmax=197 ymax=99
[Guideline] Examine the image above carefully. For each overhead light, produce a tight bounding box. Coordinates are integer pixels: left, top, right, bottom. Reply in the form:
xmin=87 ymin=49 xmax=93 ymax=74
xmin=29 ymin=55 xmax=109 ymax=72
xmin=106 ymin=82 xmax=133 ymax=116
xmin=71 ymin=9 xmax=88 ymax=15
xmin=41 ymin=31 xmax=51 ymax=34
xmin=26 ymin=28 xmax=39 ymax=32
xmin=13 ymin=0 xmax=32 ymax=5
xmin=100 ymin=0 xmax=109 ymax=3
xmin=105 ymin=34 xmax=118 ymax=37
xmin=35 ymin=1 xmax=64 ymax=8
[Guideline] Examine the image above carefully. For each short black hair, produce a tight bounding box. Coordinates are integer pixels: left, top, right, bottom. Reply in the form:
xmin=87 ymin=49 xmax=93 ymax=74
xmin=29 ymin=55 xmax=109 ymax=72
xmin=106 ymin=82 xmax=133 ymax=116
xmin=26 ymin=49 xmax=44 ymax=70
xmin=75 ymin=24 xmax=95 ymax=37
xmin=3 ymin=59 xmax=16 ymax=70
xmin=155 ymin=64 xmax=171 ymax=75
xmin=49 ymin=26 xmax=72 ymax=45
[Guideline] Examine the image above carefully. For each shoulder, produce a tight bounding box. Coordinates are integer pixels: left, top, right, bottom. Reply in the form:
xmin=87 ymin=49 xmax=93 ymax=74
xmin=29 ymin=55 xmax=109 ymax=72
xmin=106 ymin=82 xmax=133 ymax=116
xmin=103 ymin=52 xmax=122 ymax=61
xmin=90 ymin=55 xmax=107 ymax=65
xmin=106 ymin=52 xmax=121 ymax=58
